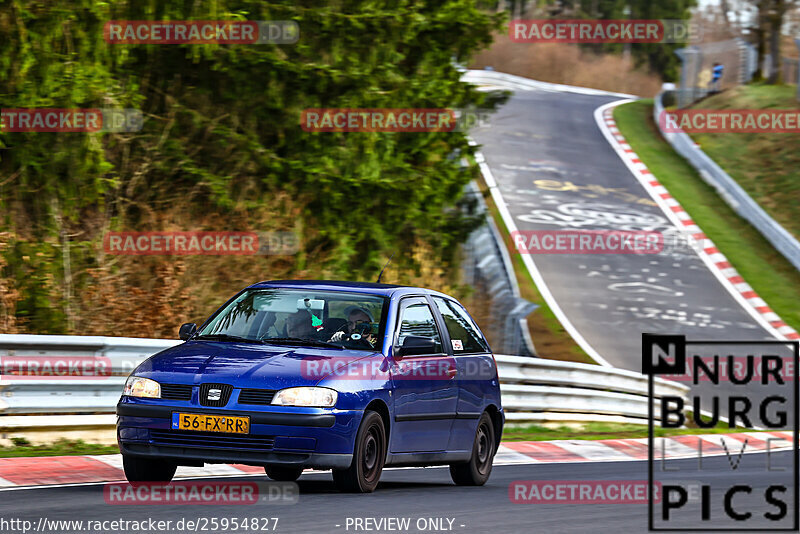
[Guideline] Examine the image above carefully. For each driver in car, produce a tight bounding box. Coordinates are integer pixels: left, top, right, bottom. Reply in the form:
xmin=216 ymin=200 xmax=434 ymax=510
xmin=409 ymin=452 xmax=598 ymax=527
xmin=328 ymin=306 xmax=377 ymax=347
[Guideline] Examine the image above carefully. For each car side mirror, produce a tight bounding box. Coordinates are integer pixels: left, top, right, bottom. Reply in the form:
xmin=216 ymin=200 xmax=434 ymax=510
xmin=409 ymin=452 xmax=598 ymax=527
xmin=179 ymin=323 xmax=197 ymax=341
xmin=397 ymin=335 xmax=437 ymax=358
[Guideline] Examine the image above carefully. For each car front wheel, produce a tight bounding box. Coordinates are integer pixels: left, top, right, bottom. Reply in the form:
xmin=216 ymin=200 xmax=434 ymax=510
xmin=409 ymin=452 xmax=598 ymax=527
xmin=265 ymin=466 xmax=304 ymax=481
xmin=332 ymin=410 xmax=386 ymax=493
xmin=122 ymin=455 xmax=177 ymax=484
xmin=450 ymin=412 xmax=495 ymax=486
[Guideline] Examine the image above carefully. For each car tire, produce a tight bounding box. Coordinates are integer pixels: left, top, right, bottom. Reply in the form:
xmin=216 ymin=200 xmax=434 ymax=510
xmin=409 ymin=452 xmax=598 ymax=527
xmin=265 ymin=466 xmax=304 ymax=481
xmin=449 ymin=412 xmax=495 ymax=486
xmin=332 ymin=410 xmax=386 ymax=493
xmin=122 ymin=454 xmax=177 ymax=485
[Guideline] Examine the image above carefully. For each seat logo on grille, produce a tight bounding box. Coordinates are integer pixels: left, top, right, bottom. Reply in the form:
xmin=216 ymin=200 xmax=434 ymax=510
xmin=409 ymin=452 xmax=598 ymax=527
xmin=207 ymin=388 xmax=222 ymax=401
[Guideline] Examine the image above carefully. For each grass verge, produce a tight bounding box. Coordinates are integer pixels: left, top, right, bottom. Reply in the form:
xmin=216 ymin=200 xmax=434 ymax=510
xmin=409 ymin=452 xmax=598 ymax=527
xmin=687 ymin=84 xmax=799 ymax=241
xmin=473 ymin=173 xmax=593 ymax=364
xmin=0 ymin=438 xmax=119 ymax=458
xmin=503 ymin=422 xmax=772 ymax=441
xmin=614 ymin=100 xmax=800 ymax=332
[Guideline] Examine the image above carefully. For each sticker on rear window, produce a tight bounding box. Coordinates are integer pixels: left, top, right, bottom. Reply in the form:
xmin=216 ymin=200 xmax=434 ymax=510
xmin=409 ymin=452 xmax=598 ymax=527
xmin=451 ymin=339 xmax=463 ymax=351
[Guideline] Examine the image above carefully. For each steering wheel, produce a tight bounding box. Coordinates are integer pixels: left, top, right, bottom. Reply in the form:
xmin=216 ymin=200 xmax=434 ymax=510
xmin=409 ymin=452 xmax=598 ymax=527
xmin=349 ymin=322 xmax=377 ymax=348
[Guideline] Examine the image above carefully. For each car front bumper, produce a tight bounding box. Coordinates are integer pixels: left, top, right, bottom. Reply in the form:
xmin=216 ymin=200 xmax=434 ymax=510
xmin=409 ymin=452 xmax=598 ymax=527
xmin=116 ymin=402 xmax=359 ymax=469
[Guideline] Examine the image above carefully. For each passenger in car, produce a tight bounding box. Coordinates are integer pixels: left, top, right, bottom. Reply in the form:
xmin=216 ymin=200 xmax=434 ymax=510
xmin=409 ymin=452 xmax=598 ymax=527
xmin=285 ymin=309 xmax=318 ymax=339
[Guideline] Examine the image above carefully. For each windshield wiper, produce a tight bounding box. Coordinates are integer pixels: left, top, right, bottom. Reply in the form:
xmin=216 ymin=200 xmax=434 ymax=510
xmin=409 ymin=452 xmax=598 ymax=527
xmin=193 ymin=334 xmax=263 ymax=344
xmin=262 ymin=337 xmax=343 ymax=350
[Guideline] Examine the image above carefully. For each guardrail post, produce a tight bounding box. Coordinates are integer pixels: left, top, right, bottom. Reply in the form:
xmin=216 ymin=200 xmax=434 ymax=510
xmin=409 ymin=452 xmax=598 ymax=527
xmin=675 ymin=46 xmax=701 ymax=108
xmin=796 ymin=39 xmax=800 ymax=102
xmin=0 ymin=380 xmax=7 ymax=413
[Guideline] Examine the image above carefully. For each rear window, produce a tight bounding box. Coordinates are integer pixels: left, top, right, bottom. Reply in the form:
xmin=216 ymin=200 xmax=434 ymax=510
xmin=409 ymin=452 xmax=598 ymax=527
xmin=433 ymin=297 xmax=489 ymax=354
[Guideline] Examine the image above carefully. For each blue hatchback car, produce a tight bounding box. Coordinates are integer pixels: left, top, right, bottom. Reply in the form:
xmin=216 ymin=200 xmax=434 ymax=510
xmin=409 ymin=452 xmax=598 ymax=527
xmin=117 ymin=280 xmax=504 ymax=492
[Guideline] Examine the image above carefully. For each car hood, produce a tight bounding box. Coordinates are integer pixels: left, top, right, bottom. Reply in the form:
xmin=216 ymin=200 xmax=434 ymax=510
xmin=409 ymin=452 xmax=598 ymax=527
xmin=133 ymin=340 xmax=378 ymax=389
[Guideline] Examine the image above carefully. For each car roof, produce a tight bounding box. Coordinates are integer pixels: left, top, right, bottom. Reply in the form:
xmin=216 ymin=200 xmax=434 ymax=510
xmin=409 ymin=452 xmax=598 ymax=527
xmin=247 ymin=279 xmax=450 ymax=299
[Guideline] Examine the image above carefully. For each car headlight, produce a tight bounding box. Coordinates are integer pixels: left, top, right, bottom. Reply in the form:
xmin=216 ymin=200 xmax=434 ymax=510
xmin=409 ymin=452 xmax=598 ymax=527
xmin=271 ymin=387 xmax=337 ymax=407
xmin=123 ymin=376 xmax=161 ymax=398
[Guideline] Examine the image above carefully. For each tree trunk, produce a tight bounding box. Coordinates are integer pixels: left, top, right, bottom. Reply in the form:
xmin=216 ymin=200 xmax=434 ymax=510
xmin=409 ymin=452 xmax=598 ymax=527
xmin=754 ymin=0 xmax=768 ymax=81
xmin=720 ymin=0 xmax=733 ymax=35
xmin=766 ymin=0 xmax=785 ymax=84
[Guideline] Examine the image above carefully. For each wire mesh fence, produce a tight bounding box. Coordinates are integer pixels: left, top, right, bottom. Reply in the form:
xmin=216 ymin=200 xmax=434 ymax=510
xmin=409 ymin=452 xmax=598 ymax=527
xmin=782 ymin=56 xmax=798 ymax=86
xmin=675 ymin=38 xmax=757 ymax=107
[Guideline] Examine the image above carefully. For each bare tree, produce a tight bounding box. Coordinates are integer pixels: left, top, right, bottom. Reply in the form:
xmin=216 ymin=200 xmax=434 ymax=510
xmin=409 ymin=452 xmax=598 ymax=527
xmin=767 ymin=0 xmax=784 ymax=82
xmin=720 ymin=0 xmax=734 ymax=33
xmin=747 ymin=0 xmax=797 ymax=82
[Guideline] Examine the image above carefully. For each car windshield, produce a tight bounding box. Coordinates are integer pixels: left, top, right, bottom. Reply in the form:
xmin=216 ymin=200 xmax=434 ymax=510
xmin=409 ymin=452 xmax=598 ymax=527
xmin=197 ymin=288 xmax=387 ymax=352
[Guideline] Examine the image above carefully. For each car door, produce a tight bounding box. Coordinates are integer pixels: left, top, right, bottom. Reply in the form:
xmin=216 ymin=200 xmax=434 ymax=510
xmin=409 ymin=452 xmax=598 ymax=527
xmin=390 ymin=296 xmax=459 ymax=453
xmin=431 ymin=296 xmax=496 ymax=452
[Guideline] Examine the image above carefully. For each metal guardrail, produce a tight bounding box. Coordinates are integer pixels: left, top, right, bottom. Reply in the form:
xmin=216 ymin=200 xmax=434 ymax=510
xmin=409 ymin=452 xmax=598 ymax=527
xmin=496 ymin=355 xmax=686 ymax=424
xmin=0 ymin=380 xmax=126 ymax=414
xmin=496 ymin=355 xmax=686 ymax=398
xmin=462 ymin=69 xmax=636 ymax=98
xmin=0 ymin=334 xmax=179 ymax=370
xmin=462 ymin=181 xmax=538 ymax=357
xmin=654 ymin=92 xmax=800 ymax=273
xmin=502 ymin=385 xmax=654 ymax=421
xmin=0 ymin=336 xmax=687 ymax=431
xmin=0 ymin=335 xmax=179 ymax=414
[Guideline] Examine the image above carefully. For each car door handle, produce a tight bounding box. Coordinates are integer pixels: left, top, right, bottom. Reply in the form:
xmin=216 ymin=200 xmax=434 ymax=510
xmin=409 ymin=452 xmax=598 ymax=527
xmin=446 ymin=368 xmax=458 ymax=378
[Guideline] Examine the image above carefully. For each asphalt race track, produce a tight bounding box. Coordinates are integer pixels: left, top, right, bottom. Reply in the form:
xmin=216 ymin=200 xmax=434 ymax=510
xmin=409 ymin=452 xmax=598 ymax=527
xmin=3 ymin=79 xmax=796 ymax=534
xmin=469 ymin=80 xmax=798 ymax=421
xmin=471 ymin=85 xmax=779 ymax=362
xmin=0 ymin=452 xmax=794 ymax=533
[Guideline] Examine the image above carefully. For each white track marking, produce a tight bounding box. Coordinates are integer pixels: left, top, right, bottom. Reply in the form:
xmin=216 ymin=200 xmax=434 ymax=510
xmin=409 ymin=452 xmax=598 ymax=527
xmin=473 ymin=150 xmax=613 ymax=367
xmin=594 ymin=99 xmax=792 ymax=341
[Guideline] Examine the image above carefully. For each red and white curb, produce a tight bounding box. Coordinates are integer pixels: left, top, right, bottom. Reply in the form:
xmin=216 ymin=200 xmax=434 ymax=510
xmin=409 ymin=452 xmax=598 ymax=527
xmin=501 ymin=431 xmax=793 ymax=463
xmin=596 ymin=101 xmax=800 ymax=342
xmin=0 ymin=433 xmax=793 ymax=489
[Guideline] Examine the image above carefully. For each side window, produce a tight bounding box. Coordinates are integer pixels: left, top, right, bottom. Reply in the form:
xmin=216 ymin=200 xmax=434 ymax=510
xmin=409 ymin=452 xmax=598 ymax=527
xmin=433 ymin=297 xmax=489 ymax=354
xmin=397 ymin=300 xmax=443 ymax=354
